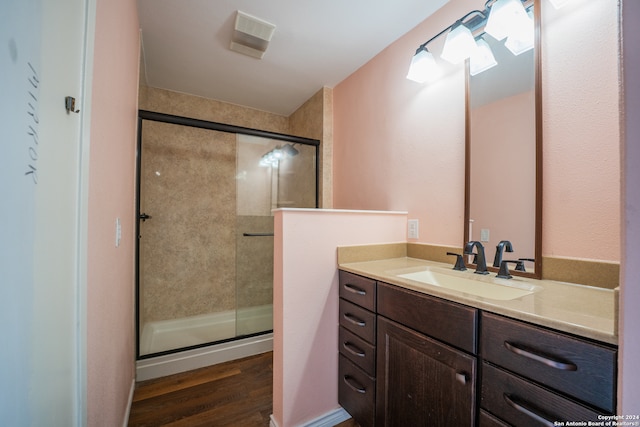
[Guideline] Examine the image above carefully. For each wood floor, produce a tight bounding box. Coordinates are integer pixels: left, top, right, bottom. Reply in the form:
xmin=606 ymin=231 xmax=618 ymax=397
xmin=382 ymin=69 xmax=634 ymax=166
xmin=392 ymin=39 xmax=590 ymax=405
xmin=128 ymin=351 xmax=359 ymax=427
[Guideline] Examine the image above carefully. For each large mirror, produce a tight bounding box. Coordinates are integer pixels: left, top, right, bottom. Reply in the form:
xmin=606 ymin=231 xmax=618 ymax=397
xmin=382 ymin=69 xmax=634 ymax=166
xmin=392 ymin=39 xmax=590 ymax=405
xmin=464 ymin=0 xmax=542 ymax=278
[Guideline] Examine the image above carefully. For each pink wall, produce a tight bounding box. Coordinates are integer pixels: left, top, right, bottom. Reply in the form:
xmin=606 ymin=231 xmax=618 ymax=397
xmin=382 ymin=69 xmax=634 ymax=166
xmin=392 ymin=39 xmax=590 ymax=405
xmin=86 ymin=0 xmax=139 ymax=425
xmin=273 ymin=209 xmax=407 ymax=427
xmin=333 ymin=0 xmax=620 ymax=263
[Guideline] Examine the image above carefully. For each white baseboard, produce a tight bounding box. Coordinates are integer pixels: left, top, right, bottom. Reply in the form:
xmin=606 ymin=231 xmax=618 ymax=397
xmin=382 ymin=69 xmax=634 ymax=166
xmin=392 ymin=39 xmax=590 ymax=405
xmin=122 ymin=378 xmax=135 ymax=427
xmin=269 ymin=408 xmax=350 ymax=427
xmin=303 ymin=408 xmax=351 ymax=427
xmin=135 ymin=333 xmax=273 ymax=381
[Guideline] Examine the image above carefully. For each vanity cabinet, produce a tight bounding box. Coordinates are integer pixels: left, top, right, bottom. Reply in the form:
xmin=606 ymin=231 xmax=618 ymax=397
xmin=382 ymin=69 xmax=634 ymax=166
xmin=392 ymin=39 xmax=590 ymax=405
xmin=337 ymin=269 xmax=617 ymax=427
xmin=338 ymin=271 xmax=377 ymax=427
xmin=376 ymin=282 xmax=478 ymax=426
xmin=480 ymin=312 xmax=617 ymax=425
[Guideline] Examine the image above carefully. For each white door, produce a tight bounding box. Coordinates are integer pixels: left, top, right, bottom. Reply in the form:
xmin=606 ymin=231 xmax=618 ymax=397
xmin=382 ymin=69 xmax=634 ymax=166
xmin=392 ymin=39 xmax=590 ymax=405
xmin=1 ymin=0 xmax=90 ymax=425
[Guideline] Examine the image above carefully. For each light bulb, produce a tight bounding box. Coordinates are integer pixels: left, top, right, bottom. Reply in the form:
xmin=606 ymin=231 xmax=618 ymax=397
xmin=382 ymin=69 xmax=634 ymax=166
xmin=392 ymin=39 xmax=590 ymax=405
xmin=407 ymin=48 xmax=442 ymax=83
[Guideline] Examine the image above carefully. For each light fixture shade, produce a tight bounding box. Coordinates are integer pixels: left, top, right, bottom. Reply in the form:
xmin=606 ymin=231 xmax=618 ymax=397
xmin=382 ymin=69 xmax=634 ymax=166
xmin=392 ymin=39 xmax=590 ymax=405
xmin=485 ymin=0 xmax=530 ymax=41
xmin=470 ymin=39 xmax=498 ymax=76
xmin=504 ymin=14 xmax=534 ymax=55
xmin=407 ymin=48 xmax=441 ymax=83
xmin=440 ymin=22 xmax=478 ymax=65
xmin=548 ymin=0 xmax=571 ymax=8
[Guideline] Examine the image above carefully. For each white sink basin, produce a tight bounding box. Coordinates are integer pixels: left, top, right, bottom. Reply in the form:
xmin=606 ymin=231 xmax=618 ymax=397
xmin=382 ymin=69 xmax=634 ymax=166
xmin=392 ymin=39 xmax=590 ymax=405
xmin=397 ymin=269 xmax=539 ymax=301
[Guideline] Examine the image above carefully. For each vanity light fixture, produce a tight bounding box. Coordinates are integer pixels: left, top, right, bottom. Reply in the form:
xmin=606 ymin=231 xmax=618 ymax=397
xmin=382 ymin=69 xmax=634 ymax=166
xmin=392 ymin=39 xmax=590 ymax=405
xmin=407 ymin=0 xmax=539 ymax=84
xmin=440 ymin=21 xmax=478 ymax=65
xmin=469 ymin=38 xmax=498 ymax=76
xmin=484 ymin=0 xmax=530 ymax=41
xmin=406 ymin=46 xmax=442 ymax=83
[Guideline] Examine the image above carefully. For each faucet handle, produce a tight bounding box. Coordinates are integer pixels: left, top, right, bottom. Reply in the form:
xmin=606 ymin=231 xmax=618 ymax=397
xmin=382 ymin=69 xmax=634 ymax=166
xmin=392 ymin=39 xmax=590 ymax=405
xmin=497 ymin=260 xmax=522 ymax=279
xmin=446 ymin=252 xmax=467 ymax=271
xmin=516 ymin=258 xmax=535 ymax=272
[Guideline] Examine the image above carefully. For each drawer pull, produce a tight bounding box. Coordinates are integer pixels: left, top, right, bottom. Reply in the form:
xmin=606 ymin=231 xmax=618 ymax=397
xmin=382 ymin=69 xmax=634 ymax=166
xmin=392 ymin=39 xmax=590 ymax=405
xmin=503 ymin=394 xmax=555 ymax=427
xmin=343 ymin=313 xmax=366 ymax=327
xmin=343 ymin=341 xmax=366 ymax=357
xmin=344 ymin=283 xmax=366 ymax=296
xmin=343 ymin=375 xmax=367 ymax=394
xmin=504 ymin=341 xmax=578 ymax=371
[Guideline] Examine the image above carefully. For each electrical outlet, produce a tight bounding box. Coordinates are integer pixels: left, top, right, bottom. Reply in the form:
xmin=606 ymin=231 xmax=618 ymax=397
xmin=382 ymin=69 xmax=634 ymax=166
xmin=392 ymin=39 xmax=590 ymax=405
xmin=408 ymin=219 xmax=419 ymax=239
xmin=480 ymin=228 xmax=490 ymax=242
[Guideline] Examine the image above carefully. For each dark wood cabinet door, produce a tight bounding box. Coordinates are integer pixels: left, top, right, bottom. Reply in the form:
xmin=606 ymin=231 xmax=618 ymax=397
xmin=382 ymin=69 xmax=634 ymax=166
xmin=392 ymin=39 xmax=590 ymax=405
xmin=376 ymin=317 xmax=476 ymax=427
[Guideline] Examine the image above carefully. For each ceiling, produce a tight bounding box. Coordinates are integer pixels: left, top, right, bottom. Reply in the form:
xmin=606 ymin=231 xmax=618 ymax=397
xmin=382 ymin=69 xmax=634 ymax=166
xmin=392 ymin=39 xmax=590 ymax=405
xmin=137 ymin=0 xmax=449 ymax=116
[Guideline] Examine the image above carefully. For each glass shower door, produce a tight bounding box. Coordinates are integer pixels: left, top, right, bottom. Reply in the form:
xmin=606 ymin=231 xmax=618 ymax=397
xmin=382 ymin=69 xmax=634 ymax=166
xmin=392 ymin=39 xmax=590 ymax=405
xmin=234 ymin=134 xmax=317 ymax=336
xmin=136 ymin=113 xmax=319 ymax=358
xmin=138 ymin=120 xmax=238 ymax=356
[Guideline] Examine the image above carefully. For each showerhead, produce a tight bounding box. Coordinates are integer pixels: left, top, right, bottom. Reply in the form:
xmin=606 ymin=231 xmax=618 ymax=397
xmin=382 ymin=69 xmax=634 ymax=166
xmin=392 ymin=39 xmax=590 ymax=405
xmin=282 ymin=143 xmax=299 ymax=157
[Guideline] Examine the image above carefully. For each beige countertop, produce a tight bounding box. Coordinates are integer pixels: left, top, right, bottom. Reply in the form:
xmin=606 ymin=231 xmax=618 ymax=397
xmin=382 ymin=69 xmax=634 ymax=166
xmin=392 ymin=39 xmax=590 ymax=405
xmin=339 ymin=257 xmax=617 ymax=345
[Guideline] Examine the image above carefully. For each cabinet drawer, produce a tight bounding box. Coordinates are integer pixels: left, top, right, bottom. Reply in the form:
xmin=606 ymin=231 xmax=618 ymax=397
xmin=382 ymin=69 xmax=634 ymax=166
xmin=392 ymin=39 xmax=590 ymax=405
xmin=377 ymin=282 xmax=478 ymax=354
xmin=481 ymin=363 xmax=605 ymax=426
xmin=340 ymin=299 xmax=376 ymax=344
xmin=339 ymin=270 xmax=376 ymax=311
xmin=479 ymin=410 xmax=510 ymax=427
xmin=339 ymin=326 xmax=376 ymax=377
xmin=481 ymin=312 xmax=616 ymax=412
xmin=339 ymin=354 xmax=375 ymax=427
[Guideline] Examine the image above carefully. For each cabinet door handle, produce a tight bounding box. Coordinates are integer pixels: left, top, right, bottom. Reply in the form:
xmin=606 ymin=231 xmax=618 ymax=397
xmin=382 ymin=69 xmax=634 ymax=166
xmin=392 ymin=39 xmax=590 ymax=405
xmin=455 ymin=372 xmax=468 ymax=385
xmin=343 ymin=283 xmax=366 ymax=296
xmin=343 ymin=375 xmax=366 ymax=394
xmin=343 ymin=341 xmax=366 ymax=357
xmin=504 ymin=341 xmax=578 ymax=371
xmin=343 ymin=313 xmax=366 ymax=327
xmin=503 ymin=394 xmax=555 ymax=427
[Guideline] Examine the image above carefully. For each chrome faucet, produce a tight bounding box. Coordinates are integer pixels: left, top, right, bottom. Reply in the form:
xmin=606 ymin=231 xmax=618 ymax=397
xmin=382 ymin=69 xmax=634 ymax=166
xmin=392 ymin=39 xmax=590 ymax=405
xmin=493 ymin=240 xmax=514 ymax=268
xmin=464 ymin=241 xmax=489 ymax=275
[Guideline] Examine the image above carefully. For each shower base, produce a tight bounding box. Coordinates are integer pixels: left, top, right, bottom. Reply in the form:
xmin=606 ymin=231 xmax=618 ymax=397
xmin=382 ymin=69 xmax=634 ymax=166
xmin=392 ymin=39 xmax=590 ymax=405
xmin=136 ymin=305 xmax=273 ymax=381
xmin=140 ymin=304 xmax=273 ymax=355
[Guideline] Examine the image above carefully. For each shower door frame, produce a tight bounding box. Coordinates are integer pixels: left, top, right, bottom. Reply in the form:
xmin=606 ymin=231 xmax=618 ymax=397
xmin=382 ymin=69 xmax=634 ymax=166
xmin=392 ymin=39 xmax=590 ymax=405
xmin=135 ymin=109 xmax=320 ymax=359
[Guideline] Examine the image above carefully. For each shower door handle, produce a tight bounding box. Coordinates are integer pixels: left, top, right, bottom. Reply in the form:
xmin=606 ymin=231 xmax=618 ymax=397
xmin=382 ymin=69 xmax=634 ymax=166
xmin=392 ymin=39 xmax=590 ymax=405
xmin=139 ymin=213 xmax=152 ymax=222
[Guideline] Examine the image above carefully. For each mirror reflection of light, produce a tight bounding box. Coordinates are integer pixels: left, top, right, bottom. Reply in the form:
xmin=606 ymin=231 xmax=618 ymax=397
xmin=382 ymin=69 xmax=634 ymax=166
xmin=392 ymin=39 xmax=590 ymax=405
xmin=548 ymin=0 xmax=571 ymax=9
xmin=504 ymin=9 xmax=534 ymax=55
xmin=259 ymin=145 xmax=296 ymax=167
xmin=155 ymin=171 xmax=161 ymax=176
xmin=470 ymin=38 xmax=498 ymax=76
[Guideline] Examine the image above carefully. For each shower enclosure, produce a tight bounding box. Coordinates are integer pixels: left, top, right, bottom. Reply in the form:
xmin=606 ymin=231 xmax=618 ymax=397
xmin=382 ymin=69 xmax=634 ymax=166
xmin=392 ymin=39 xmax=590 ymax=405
xmin=136 ymin=111 xmax=319 ymax=358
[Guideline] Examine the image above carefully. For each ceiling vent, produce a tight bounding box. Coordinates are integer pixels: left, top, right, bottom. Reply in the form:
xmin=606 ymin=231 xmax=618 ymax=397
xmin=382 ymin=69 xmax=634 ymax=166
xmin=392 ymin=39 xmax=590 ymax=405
xmin=229 ymin=11 xmax=276 ymax=60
